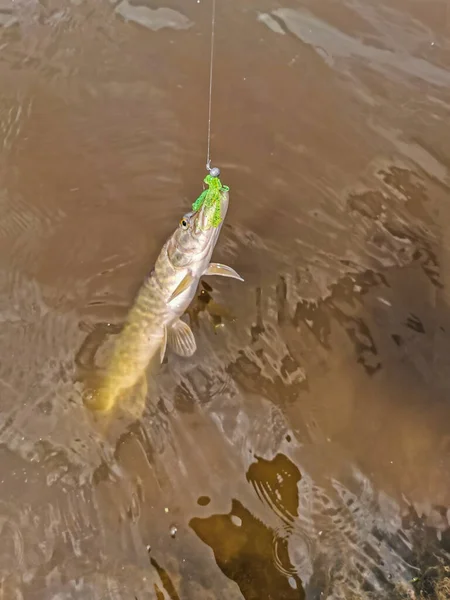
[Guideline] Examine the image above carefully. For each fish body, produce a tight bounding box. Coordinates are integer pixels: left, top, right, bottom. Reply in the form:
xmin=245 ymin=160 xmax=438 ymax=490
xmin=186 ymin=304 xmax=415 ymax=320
xmin=88 ymin=184 xmax=243 ymax=414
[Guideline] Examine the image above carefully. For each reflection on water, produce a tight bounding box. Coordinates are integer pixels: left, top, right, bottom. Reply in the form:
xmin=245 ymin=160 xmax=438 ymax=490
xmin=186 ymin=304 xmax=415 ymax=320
xmin=0 ymin=0 xmax=450 ymax=598
xmin=191 ymin=498 xmax=305 ymax=600
xmin=191 ymin=454 xmax=304 ymax=599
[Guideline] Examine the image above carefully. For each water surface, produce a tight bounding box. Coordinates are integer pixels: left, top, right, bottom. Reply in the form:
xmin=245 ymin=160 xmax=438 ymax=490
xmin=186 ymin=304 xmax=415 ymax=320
xmin=0 ymin=0 xmax=450 ymax=598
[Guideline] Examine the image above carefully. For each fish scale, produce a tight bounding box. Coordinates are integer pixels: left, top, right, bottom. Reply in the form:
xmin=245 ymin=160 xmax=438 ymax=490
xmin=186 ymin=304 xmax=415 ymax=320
xmin=83 ymin=177 xmax=244 ymax=417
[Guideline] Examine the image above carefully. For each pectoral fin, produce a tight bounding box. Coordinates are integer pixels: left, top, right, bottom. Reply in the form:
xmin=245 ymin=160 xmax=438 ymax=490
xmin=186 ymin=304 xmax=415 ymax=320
xmin=204 ymin=263 xmax=244 ymax=281
xmin=160 ymin=326 xmax=168 ymax=363
xmin=168 ymin=273 xmax=195 ymax=302
xmin=167 ymin=319 xmax=197 ymax=357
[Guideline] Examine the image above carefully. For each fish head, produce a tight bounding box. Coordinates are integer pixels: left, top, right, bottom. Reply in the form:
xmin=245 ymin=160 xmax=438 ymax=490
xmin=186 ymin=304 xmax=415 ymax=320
xmin=167 ymin=188 xmax=229 ymax=269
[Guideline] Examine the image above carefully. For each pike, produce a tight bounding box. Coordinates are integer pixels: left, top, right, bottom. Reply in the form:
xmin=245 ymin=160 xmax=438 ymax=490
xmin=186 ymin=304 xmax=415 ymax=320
xmin=86 ymin=174 xmax=243 ymax=415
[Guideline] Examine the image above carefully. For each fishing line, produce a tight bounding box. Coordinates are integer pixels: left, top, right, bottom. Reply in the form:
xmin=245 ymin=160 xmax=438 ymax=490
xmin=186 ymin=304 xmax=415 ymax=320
xmin=205 ymin=0 xmax=220 ymax=178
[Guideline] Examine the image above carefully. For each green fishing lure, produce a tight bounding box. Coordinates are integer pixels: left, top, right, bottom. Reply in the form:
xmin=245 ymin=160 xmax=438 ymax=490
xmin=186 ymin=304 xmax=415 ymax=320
xmin=192 ymin=174 xmax=229 ymax=228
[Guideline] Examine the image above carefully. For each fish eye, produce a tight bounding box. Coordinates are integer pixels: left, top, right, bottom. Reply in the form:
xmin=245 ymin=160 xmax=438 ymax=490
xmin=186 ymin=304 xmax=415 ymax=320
xmin=180 ymin=216 xmax=189 ymax=230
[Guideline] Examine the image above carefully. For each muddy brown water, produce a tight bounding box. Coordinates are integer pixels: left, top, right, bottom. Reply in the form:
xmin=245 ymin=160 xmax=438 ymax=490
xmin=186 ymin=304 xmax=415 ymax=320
xmin=1 ymin=0 xmax=450 ymax=598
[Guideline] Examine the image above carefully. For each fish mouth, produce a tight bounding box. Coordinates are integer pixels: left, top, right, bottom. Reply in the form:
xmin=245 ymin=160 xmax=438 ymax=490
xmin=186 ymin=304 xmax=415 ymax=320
xmin=168 ymin=187 xmax=229 ymax=268
xmin=194 ymin=188 xmax=229 ymax=233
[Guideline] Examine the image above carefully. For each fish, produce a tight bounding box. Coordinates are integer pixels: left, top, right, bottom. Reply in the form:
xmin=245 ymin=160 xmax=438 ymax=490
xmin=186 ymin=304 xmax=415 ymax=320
xmin=85 ymin=182 xmax=243 ymax=416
